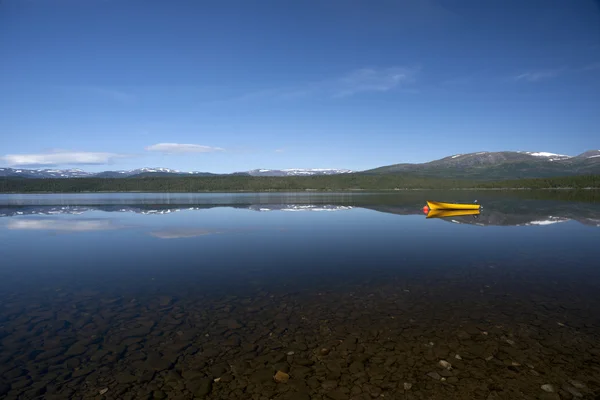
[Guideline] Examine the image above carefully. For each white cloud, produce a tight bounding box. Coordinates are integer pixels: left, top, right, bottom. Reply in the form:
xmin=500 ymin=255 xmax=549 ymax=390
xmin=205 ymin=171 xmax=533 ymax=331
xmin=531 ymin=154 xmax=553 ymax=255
xmin=7 ymin=219 xmax=121 ymax=232
xmin=1 ymin=151 xmax=121 ymax=167
xmin=333 ymin=67 xmax=417 ymax=97
xmin=145 ymin=143 xmax=224 ymax=154
xmin=513 ymin=69 xmax=562 ymax=82
xmin=275 ymin=149 xmax=285 ymax=153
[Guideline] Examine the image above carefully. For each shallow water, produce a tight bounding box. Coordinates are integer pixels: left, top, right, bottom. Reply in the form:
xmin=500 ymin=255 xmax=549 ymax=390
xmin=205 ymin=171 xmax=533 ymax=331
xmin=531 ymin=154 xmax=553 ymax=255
xmin=0 ymin=192 xmax=599 ymax=400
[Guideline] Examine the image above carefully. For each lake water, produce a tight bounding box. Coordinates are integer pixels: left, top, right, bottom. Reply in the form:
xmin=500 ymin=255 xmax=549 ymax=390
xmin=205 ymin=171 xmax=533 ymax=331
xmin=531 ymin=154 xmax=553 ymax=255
xmin=1 ymin=191 xmax=599 ymax=400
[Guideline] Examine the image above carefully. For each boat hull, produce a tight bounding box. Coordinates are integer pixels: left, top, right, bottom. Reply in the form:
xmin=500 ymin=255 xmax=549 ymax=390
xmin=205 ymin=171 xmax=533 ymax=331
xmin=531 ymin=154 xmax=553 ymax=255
xmin=426 ymin=209 xmax=480 ymax=219
xmin=426 ymin=200 xmax=480 ymax=210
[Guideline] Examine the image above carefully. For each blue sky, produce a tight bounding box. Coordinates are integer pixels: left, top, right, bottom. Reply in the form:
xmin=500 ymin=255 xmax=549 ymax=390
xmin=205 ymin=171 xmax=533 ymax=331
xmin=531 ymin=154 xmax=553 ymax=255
xmin=1 ymin=0 xmax=599 ymax=173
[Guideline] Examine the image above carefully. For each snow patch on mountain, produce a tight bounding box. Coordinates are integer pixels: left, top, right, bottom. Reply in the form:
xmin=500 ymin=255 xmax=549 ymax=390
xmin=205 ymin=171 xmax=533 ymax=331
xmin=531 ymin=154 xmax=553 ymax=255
xmin=137 ymin=167 xmax=180 ymax=173
xmin=519 ymin=151 xmax=572 ymax=161
xmin=525 ymin=217 xmax=570 ymax=226
xmin=529 ymin=152 xmax=567 ymax=157
xmin=247 ymin=168 xmax=352 ymax=176
xmin=282 ymin=168 xmax=352 ymax=175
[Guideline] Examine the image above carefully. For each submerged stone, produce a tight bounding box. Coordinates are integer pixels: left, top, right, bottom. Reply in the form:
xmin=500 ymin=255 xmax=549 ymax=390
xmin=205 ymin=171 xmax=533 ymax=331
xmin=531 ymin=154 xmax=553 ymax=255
xmin=274 ymin=370 xmax=290 ymax=383
xmin=427 ymin=372 xmax=442 ymax=380
xmin=540 ymin=384 xmax=555 ymax=393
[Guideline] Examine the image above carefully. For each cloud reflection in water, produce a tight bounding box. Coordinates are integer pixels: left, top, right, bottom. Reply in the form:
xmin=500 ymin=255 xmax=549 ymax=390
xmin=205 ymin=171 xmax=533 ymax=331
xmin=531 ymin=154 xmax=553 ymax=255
xmin=6 ymin=218 xmax=123 ymax=232
xmin=149 ymin=228 xmax=224 ymax=239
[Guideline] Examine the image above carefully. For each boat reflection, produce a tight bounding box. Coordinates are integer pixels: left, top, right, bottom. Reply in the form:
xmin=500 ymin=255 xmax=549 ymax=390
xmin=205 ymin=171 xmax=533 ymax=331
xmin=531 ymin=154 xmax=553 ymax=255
xmin=426 ymin=209 xmax=481 ymax=219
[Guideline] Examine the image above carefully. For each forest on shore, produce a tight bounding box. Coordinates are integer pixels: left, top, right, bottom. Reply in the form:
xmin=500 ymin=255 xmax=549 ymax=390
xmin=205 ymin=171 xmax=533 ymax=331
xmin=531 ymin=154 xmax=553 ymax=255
xmin=1 ymin=174 xmax=599 ymax=193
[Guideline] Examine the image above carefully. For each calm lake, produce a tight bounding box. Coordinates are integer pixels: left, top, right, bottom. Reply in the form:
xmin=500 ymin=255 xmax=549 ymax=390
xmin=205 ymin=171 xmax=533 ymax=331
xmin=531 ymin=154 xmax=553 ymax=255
xmin=1 ymin=191 xmax=599 ymax=400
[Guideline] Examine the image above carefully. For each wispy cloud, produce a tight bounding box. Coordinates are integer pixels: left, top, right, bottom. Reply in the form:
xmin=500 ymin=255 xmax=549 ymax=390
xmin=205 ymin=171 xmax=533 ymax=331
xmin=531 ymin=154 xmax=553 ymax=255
xmin=86 ymin=87 xmax=136 ymax=104
xmin=57 ymin=85 xmax=136 ymax=104
xmin=1 ymin=151 xmax=123 ymax=167
xmin=145 ymin=143 xmax=225 ymax=154
xmin=332 ymin=67 xmax=417 ymax=97
xmin=7 ymin=219 xmax=122 ymax=232
xmin=202 ymin=66 xmax=418 ymax=104
xmin=441 ymin=76 xmax=473 ymax=86
xmin=274 ymin=149 xmax=285 ymax=153
xmin=513 ymin=69 xmax=562 ymax=82
xmin=229 ymin=87 xmax=312 ymax=102
xmin=580 ymin=62 xmax=600 ymax=72
xmin=511 ymin=62 xmax=598 ymax=82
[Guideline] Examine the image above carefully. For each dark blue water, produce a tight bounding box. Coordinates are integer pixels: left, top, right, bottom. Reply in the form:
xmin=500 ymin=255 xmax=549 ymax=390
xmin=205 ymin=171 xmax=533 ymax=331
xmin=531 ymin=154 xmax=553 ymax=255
xmin=0 ymin=192 xmax=599 ymax=399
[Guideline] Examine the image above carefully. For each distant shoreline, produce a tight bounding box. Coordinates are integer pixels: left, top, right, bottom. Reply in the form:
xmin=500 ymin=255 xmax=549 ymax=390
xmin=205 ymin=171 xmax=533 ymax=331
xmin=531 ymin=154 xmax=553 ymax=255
xmin=1 ymin=187 xmax=599 ymax=195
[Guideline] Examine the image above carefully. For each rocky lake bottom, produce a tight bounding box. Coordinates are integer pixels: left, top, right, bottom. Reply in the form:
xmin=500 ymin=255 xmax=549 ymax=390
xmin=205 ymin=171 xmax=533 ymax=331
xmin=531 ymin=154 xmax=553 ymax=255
xmin=2 ymin=264 xmax=600 ymax=400
xmin=1 ymin=192 xmax=599 ymax=400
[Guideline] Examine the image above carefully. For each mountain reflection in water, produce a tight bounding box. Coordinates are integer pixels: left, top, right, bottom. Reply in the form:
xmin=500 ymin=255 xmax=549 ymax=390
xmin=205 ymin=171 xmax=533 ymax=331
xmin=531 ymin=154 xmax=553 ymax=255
xmin=1 ymin=202 xmax=599 ymax=227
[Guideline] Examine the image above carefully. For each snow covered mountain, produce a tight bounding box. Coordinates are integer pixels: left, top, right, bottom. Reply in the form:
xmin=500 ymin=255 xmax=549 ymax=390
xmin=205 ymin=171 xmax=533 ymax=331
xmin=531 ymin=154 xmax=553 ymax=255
xmin=93 ymin=168 xmax=217 ymax=178
xmin=247 ymin=204 xmax=353 ymax=211
xmin=572 ymin=150 xmax=600 ymax=159
xmin=0 ymin=168 xmax=91 ymax=178
xmin=0 ymin=204 xmax=354 ymax=217
xmin=0 ymin=167 xmax=217 ymax=179
xmin=0 ymin=167 xmax=353 ymax=178
xmin=244 ymin=168 xmax=353 ymax=177
xmin=365 ymin=150 xmax=600 ymax=179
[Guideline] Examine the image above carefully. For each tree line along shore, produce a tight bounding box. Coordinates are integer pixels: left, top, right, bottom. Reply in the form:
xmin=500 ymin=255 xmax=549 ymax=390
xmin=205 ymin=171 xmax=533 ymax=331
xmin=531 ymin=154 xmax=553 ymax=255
xmin=0 ymin=174 xmax=599 ymax=193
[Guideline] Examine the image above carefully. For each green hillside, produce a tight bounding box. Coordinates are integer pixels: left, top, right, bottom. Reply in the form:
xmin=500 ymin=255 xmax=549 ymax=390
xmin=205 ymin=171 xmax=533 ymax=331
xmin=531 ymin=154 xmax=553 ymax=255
xmin=365 ymin=151 xmax=600 ymax=180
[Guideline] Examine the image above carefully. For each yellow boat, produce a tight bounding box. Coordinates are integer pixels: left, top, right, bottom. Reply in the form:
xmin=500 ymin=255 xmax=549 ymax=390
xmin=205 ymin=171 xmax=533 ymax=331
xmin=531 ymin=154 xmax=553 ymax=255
xmin=426 ymin=209 xmax=480 ymax=219
xmin=426 ymin=200 xmax=481 ymax=211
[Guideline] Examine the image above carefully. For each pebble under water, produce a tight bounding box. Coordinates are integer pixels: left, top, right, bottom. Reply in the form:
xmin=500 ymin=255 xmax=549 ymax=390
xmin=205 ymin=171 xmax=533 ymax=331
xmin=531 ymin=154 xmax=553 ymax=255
xmin=0 ymin=192 xmax=599 ymax=400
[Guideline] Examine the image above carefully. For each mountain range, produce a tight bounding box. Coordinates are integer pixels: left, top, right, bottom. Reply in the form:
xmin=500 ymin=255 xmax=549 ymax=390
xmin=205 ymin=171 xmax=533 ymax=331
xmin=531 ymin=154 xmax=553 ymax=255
xmin=0 ymin=167 xmax=218 ymax=179
xmin=364 ymin=150 xmax=600 ymax=179
xmin=0 ymin=167 xmax=352 ymax=179
xmin=1 ymin=150 xmax=599 ymax=180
